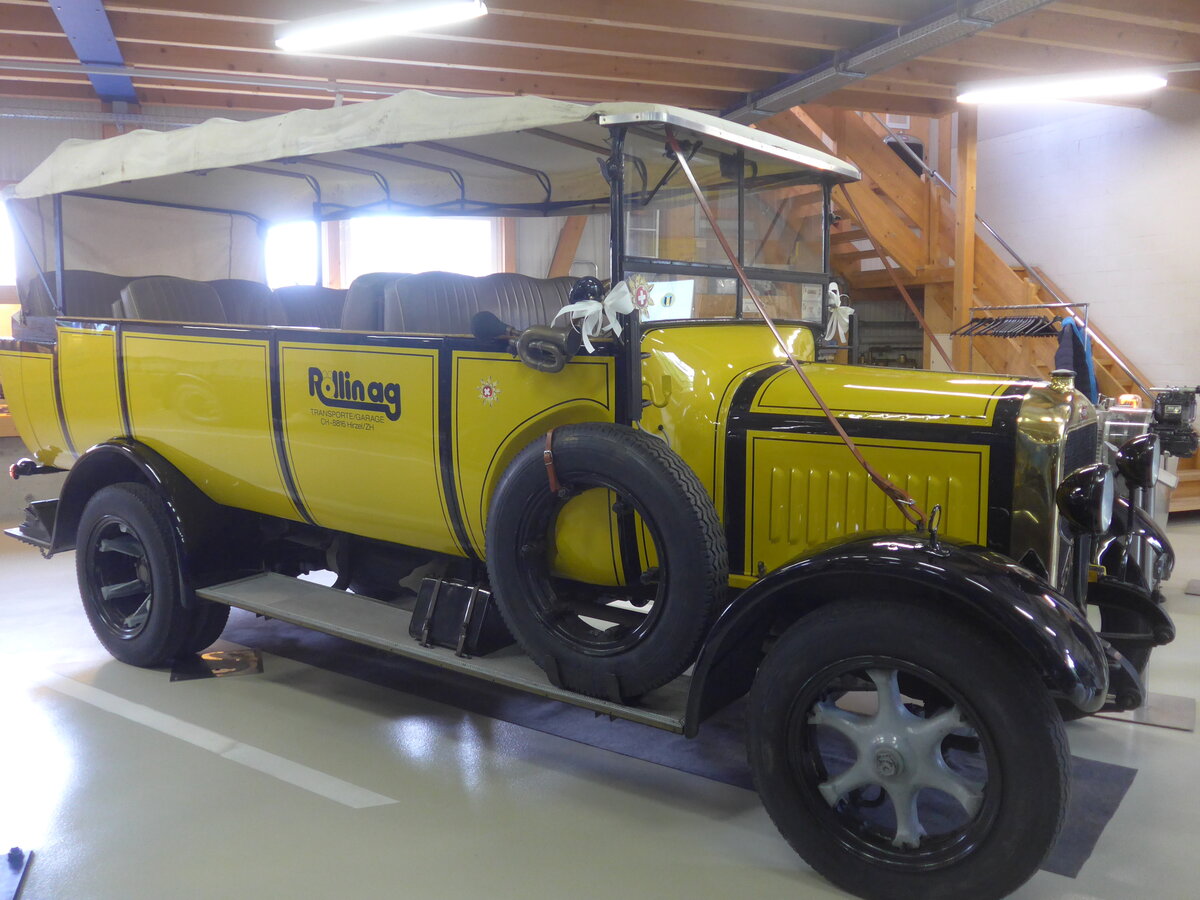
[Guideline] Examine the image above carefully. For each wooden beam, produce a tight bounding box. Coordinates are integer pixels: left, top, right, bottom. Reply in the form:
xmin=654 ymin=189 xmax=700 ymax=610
xmin=107 ymin=35 xmax=771 ymax=95
xmin=983 ymin=9 xmax=1200 ymax=63
xmin=1054 ymin=0 xmax=1200 ymax=36
xmin=84 ymin=0 xmax=875 ymax=51
xmin=548 ymin=216 xmax=588 ymax=279
xmin=499 ymin=218 xmax=517 ymax=274
xmin=951 ymin=107 xmax=977 ymax=372
xmin=688 ymin=0 xmax=929 ymax=27
xmin=0 ymin=34 xmax=746 ymax=107
xmin=92 ymin=7 xmax=819 ymax=77
xmin=923 ymin=35 xmax=1164 ymax=75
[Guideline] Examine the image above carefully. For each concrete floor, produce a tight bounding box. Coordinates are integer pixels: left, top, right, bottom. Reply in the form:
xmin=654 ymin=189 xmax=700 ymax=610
xmin=1 ymin=516 xmax=1198 ymax=900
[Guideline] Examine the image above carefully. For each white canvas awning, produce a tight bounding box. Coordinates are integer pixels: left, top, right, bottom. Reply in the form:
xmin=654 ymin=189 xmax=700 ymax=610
xmin=6 ymin=91 xmax=859 ymax=222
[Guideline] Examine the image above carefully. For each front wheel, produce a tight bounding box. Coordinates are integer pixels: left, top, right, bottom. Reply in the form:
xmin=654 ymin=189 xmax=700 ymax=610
xmin=747 ymin=601 xmax=1068 ymax=900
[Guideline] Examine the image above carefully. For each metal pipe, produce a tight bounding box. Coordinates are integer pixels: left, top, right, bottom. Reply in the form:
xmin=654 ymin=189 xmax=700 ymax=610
xmin=869 ymin=111 xmax=1152 ymax=395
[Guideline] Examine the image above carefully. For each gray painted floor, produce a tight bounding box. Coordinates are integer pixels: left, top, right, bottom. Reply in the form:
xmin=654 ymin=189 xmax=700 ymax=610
xmin=1 ymin=515 xmax=1198 ymax=900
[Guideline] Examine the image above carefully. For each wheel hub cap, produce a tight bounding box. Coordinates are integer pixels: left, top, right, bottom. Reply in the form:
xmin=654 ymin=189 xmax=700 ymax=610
xmin=873 ymin=746 xmax=904 ymax=779
xmin=807 ymin=667 xmax=986 ymax=849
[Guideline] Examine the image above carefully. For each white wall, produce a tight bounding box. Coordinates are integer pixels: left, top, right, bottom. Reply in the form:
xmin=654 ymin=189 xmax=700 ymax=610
xmin=975 ymin=91 xmax=1200 ymax=387
xmin=516 ymin=214 xmax=610 ymax=280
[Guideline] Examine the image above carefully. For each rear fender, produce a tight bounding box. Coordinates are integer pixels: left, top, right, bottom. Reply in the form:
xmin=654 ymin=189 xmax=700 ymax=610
xmin=50 ymin=439 xmax=232 ymax=600
xmin=683 ymin=533 xmax=1109 ymax=736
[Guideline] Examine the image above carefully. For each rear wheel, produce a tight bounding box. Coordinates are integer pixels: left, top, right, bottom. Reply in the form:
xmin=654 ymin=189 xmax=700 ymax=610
xmin=76 ymin=482 xmax=198 ymax=667
xmin=748 ymin=601 xmax=1068 ymax=900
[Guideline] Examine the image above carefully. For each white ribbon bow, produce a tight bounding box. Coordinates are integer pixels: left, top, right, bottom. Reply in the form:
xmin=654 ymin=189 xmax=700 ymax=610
xmin=824 ymin=281 xmax=854 ymax=345
xmin=554 ymin=281 xmax=636 ymax=353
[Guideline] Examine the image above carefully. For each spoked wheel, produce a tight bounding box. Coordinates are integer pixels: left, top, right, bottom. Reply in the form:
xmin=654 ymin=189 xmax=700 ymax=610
xmin=487 ymin=423 xmax=726 ymax=699
xmin=87 ymin=517 xmax=156 ymax=637
xmin=748 ymin=600 xmax=1069 ymax=900
xmin=77 ymin=482 xmax=201 ymax=666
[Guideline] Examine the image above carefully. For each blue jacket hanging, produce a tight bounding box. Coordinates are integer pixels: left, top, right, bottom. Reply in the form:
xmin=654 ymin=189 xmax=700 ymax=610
xmin=1054 ymin=319 xmax=1098 ymax=402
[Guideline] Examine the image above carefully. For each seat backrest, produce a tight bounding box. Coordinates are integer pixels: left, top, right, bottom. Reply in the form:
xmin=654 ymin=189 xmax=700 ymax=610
xmin=272 ymin=285 xmax=347 ymax=329
xmin=341 ymin=272 xmax=408 ymax=331
xmin=23 ymin=270 xmax=133 ymax=318
xmin=383 ymin=272 xmax=576 ymax=334
xmin=209 ymin=279 xmax=283 ymax=325
xmin=120 ymin=276 xmax=227 ymax=323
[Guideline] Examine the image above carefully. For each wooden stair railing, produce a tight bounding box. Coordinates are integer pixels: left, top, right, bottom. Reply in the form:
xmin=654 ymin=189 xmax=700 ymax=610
xmin=758 ymin=106 xmax=1200 ymax=512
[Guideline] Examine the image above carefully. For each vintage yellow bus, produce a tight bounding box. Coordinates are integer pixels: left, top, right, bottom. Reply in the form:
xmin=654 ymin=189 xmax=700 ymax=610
xmin=0 ymin=91 xmax=1176 ymax=900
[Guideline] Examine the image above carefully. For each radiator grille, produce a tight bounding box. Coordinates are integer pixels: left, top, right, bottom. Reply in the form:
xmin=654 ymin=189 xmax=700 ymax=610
xmin=1064 ymin=422 xmax=1099 ymax=474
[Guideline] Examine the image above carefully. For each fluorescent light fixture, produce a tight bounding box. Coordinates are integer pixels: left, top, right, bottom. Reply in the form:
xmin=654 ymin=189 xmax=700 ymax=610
xmin=276 ymin=0 xmax=487 ymax=53
xmin=958 ymin=70 xmax=1168 ymax=105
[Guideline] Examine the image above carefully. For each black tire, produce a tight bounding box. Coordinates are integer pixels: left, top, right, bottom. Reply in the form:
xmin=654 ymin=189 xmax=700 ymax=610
xmin=748 ymin=601 xmax=1069 ymax=900
xmin=76 ymin=482 xmax=198 ymax=667
xmin=486 ymin=422 xmax=726 ymax=699
xmin=178 ymin=600 xmax=231 ymax=655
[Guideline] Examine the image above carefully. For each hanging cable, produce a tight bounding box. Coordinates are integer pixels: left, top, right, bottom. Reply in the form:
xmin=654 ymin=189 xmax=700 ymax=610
xmin=664 ymin=128 xmax=926 ymax=530
xmin=835 ymin=184 xmax=955 ymax=371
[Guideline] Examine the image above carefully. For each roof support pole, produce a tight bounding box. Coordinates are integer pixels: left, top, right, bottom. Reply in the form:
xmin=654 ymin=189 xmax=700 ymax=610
xmin=952 ymin=107 xmax=979 ymax=372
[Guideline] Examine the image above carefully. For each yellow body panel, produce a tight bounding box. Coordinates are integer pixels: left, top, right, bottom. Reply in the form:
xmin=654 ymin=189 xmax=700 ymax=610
xmin=452 ymin=352 xmax=615 ymax=555
xmin=639 ymin=324 xmax=817 ymax=513
xmin=2 ymin=318 xmax=1027 ymax=591
xmin=0 ymin=346 xmax=71 ymax=467
xmin=279 ymin=341 xmax=459 ymax=553
xmin=58 ymin=326 xmax=121 ymax=451
xmin=745 ymin=434 xmax=987 ymax=574
xmin=123 ymin=332 xmax=298 ymax=521
xmin=754 ymin=365 xmax=1020 ymax=425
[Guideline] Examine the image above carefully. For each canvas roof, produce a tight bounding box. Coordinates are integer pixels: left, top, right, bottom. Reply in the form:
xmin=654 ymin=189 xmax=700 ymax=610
xmin=6 ymin=91 xmax=859 ymax=222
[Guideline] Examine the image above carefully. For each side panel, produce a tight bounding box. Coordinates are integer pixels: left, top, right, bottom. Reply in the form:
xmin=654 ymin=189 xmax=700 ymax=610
xmin=452 ymin=351 xmax=616 ymax=556
xmin=746 ymin=433 xmax=987 ymax=574
xmin=123 ymin=331 xmax=299 ymax=521
xmin=57 ymin=325 xmax=122 ymax=451
xmin=279 ymin=341 xmax=460 ymax=554
xmin=0 ymin=345 xmax=72 ymax=467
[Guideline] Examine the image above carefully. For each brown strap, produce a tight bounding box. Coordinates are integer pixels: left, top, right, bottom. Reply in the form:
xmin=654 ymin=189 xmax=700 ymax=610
xmin=544 ymin=428 xmax=561 ymax=495
xmin=836 ymin=184 xmax=955 ymax=372
xmin=665 ymin=129 xmax=925 ymax=530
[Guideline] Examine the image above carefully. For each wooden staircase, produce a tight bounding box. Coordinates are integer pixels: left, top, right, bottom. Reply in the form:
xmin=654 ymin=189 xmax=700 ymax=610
xmin=758 ymin=105 xmax=1199 ymax=512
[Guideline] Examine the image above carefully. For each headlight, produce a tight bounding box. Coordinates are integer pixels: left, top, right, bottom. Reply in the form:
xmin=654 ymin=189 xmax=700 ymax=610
xmin=1055 ymin=463 xmax=1114 ymax=534
xmin=1116 ymin=432 xmax=1161 ymax=490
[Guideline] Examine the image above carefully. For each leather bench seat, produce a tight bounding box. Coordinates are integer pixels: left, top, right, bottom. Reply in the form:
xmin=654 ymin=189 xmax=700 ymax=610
xmin=272 ymin=285 xmax=347 ymax=329
xmin=209 ymin=279 xmax=285 ymax=325
xmin=383 ymin=272 xmax=576 ymax=334
xmin=341 ymin=272 xmax=408 ymax=332
xmin=119 ymin=275 xmax=227 ymax=323
xmin=22 ymin=270 xmax=133 ymax=318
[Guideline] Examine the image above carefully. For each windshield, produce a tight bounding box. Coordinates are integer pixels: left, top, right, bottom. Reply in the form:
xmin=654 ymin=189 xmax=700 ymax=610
xmin=619 ymin=126 xmax=831 ymax=327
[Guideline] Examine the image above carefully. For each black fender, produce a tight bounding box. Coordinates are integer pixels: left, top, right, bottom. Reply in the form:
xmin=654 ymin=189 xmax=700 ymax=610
xmin=1088 ymin=577 xmax=1175 ymax=647
xmin=1100 ymin=495 xmax=1175 ymax=585
xmin=49 ymin=439 xmax=233 ymax=602
xmin=683 ymin=533 xmax=1109 ymax=736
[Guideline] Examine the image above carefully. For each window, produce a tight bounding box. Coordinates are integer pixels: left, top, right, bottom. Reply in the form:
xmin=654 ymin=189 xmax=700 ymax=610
xmin=264 ymin=215 xmax=497 ymax=289
xmin=264 ymin=220 xmax=318 ymax=289
xmin=1 ymin=203 xmax=16 ymax=287
xmin=342 ymin=215 xmax=495 ymax=283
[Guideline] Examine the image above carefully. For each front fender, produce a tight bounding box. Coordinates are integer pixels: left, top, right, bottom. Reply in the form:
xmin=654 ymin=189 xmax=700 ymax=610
xmin=684 ymin=533 xmax=1109 ymax=736
xmin=1101 ymin=495 xmax=1175 ymax=585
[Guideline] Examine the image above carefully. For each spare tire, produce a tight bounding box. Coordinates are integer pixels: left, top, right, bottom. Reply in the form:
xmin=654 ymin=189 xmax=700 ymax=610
xmin=486 ymin=422 xmax=727 ymax=700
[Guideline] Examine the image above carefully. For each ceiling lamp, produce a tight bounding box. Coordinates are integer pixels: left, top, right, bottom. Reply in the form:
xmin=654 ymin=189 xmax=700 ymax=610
xmin=276 ymin=1 xmax=488 ymax=53
xmin=957 ymin=70 xmax=1169 ymax=105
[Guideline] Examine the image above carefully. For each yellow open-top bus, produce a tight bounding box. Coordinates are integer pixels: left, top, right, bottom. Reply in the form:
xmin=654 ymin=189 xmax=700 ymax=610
xmin=0 ymin=91 xmax=1178 ymax=900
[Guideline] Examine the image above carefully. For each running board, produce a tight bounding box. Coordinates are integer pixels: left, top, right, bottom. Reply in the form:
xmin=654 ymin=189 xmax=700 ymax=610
xmin=196 ymin=573 xmax=690 ymax=733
